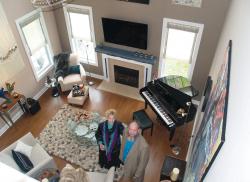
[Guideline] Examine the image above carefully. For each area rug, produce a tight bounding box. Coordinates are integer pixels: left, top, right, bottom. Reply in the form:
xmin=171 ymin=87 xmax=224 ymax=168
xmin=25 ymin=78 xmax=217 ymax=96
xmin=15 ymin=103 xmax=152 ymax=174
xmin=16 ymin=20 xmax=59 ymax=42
xmin=37 ymin=104 xmax=123 ymax=181
xmin=97 ymin=80 xmax=143 ymax=101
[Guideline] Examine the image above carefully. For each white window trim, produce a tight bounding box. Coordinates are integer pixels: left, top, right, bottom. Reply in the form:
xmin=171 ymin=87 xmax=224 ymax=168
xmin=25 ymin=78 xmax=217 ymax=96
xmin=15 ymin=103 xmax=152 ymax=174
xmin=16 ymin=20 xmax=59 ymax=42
xmin=63 ymin=4 xmax=98 ymax=66
xmin=158 ymin=18 xmax=204 ymax=80
xmin=15 ymin=9 xmax=54 ymax=82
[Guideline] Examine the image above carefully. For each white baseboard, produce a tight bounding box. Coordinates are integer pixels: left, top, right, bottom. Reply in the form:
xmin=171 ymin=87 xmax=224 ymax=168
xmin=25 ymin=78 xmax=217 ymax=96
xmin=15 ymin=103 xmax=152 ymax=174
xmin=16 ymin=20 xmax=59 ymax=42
xmin=86 ymin=72 xmax=104 ymax=80
xmin=33 ymin=86 xmax=48 ymax=100
xmin=0 ymin=86 xmax=48 ymax=136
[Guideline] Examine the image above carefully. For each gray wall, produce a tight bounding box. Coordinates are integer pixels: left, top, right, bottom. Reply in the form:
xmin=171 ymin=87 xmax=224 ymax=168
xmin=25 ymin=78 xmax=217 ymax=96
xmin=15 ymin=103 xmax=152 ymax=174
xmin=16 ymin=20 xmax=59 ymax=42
xmin=1 ymin=0 xmax=62 ymax=98
xmin=203 ymin=0 xmax=250 ymax=181
xmin=54 ymin=0 xmax=230 ymax=96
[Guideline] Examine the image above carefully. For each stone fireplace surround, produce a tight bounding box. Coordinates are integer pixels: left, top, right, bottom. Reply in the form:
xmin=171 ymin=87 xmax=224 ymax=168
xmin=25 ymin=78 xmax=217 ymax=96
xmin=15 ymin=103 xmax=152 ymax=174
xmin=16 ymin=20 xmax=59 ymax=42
xmin=101 ymin=53 xmax=152 ymax=89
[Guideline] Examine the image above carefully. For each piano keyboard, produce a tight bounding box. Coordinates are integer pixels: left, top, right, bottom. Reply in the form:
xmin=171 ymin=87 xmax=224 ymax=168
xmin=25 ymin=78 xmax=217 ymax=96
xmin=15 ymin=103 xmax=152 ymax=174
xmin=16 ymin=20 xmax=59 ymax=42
xmin=142 ymin=91 xmax=175 ymax=128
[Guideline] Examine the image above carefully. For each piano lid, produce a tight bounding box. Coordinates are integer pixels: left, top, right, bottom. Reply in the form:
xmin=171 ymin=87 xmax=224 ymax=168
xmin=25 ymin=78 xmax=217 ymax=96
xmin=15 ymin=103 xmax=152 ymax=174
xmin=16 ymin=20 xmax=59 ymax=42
xmin=158 ymin=75 xmax=199 ymax=98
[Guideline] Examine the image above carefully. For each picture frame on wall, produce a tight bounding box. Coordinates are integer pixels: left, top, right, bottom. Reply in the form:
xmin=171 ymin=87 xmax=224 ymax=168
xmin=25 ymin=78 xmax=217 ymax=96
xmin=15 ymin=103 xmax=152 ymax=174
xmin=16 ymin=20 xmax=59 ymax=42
xmin=118 ymin=0 xmax=150 ymax=5
xmin=184 ymin=40 xmax=232 ymax=182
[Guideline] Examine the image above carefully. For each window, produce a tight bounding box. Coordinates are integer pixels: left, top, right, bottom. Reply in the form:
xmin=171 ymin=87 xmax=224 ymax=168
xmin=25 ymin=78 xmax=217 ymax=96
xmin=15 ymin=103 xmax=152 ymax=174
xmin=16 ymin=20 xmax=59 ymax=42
xmin=159 ymin=18 xmax=203 ymax=79
xmin=172 ymin=0 xmax=202 ymax=8
xmin=64 ymin=4 xmax=97 ymax=66
xmin=16 ymin=9 xmax=53 ymax=81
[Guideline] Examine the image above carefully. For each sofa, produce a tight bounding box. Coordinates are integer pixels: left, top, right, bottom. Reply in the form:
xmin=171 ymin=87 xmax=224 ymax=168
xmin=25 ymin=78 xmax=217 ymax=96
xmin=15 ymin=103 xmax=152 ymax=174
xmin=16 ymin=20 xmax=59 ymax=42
xmin=58 ymin=53 xmax=86 ymax=92
xmin=87 ymin=167 xmax=115 ymax=182
xmin=60 ymin=163 xmax=115 ymax=182
xmin=0 ymin=132 xmax=57 ymax=178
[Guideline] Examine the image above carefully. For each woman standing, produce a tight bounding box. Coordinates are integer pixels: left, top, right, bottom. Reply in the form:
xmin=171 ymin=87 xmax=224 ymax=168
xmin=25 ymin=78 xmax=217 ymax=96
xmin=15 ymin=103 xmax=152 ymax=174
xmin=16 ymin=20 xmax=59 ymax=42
xmin=95 ymin=109 xmax=124 ymax=169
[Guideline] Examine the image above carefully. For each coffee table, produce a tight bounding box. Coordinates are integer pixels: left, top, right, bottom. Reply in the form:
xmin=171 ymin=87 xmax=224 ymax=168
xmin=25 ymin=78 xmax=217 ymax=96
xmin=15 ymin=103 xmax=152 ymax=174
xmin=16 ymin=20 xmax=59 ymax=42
xmin=67 ymin=111 xmax=103 ymax=146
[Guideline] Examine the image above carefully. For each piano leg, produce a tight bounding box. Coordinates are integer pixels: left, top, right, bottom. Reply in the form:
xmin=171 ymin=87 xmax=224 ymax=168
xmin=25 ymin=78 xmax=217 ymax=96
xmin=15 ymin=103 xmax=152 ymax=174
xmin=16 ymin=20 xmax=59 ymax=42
xmin=145 ymin=102 xmax=148 ymax=109
xmin=169 ymin=127 xmax=176 ymax=141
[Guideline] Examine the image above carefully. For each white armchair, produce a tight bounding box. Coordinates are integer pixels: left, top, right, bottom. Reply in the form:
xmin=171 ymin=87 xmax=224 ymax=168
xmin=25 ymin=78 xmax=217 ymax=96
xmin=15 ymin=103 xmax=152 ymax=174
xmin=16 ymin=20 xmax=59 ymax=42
xmin=0 ymin=132 xmax=57 ymax=178
xmin=58 ymin=53 xmax=86 ymax=92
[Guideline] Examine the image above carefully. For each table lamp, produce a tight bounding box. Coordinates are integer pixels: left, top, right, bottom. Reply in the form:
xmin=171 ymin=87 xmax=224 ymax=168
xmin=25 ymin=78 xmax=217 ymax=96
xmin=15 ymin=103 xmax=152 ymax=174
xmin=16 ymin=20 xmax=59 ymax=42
xmin=170 ymin=168 xmax=180 ymax=181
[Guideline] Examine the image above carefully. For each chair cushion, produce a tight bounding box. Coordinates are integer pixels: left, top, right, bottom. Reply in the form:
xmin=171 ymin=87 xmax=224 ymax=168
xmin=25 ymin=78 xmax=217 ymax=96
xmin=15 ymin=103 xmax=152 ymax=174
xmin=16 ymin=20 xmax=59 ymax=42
xmin=87 ymin=172 xmax=106 ymax=182
xmin=29 ymin=143 xmax=50 ymax=166
xmin=12 ymin=150 xmax=34 ymax=173
xmin=68 ymin=65 xmax=80 ymax=75
xmin=63 ymin=74 xmax=82 ymax=85
xmin=0 ymin=153 xmax=20 ymax=171
xmin=14 ymin=141 xmax=33 ymax=158
xmin=104 ymin=167 xmax=115 ymax=182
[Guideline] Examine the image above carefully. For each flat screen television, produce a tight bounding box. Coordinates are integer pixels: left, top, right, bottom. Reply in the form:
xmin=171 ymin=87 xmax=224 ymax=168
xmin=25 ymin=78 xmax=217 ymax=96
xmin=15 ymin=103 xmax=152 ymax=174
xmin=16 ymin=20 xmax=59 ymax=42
xmin=102 ymin=18 xmax=148 ymax=50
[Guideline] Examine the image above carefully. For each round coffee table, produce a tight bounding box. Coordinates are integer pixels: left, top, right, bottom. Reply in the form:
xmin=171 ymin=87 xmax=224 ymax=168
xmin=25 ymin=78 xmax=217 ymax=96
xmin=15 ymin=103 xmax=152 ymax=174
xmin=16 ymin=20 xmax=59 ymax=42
xmin=67 ymin=112 xmax=102 ymax=146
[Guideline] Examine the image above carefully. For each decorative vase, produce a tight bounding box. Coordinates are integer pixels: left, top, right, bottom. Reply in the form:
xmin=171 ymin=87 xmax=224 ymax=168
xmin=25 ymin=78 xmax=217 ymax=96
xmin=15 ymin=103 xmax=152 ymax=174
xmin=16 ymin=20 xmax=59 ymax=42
xmin=5 ymin=82 xmax=15 ymax=95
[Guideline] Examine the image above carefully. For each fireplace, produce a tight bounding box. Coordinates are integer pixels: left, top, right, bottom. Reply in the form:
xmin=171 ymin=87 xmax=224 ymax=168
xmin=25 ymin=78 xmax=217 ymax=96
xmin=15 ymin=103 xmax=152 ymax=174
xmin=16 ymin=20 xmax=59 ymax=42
xmin=114 ymin=65 xmax=139 ymax=88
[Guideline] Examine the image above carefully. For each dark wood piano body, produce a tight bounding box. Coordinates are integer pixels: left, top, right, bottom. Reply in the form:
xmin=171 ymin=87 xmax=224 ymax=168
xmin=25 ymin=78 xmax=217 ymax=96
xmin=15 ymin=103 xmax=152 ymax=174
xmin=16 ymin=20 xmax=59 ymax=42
xmin=140 ymin=75 xmax=198 ymax=140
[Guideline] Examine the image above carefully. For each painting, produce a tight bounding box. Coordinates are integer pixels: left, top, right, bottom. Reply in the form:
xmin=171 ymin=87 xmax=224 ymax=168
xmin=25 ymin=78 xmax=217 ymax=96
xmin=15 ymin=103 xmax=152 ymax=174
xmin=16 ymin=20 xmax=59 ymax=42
xmin=184 ymin=40 xmax=232 ymax=182
xmin=118 ymin=0 xmax=150 ymax=5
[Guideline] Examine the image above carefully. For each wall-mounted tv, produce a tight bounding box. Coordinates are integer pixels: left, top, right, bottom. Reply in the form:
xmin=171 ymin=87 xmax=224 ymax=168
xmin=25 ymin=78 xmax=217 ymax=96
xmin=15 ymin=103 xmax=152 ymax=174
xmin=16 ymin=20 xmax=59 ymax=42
xmin=102 ymin=18 xmax=148 ymax=50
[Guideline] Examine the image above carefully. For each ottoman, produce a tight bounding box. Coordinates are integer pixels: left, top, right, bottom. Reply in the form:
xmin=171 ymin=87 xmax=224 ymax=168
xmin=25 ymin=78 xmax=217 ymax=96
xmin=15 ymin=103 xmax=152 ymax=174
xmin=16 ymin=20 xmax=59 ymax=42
xmin=67 ymin=85 xmax=89 ymax=106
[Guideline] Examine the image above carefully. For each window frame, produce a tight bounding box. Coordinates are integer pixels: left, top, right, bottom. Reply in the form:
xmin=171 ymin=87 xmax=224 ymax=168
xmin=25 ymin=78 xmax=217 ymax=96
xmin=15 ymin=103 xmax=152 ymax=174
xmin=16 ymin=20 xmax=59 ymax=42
xmin=159 ymin=18 xmax=204 ymax=80
xmin=63 ymin=4 xmax=98 ymax=66
xmin=15 ymin=9 xmax=54 ymax=82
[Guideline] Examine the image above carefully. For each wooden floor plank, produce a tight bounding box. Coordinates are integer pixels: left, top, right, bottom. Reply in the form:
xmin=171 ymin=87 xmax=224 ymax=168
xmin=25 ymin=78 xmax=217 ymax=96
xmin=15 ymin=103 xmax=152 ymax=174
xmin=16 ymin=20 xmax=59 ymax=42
xmin=0 ymin=78 xmax=193 ymax=182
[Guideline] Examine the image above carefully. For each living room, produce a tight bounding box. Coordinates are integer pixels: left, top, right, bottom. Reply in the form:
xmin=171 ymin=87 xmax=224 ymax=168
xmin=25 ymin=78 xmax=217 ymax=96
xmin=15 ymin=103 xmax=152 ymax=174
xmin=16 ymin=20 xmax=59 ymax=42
xmin=1 ymin=0 xmax=250 ymax=182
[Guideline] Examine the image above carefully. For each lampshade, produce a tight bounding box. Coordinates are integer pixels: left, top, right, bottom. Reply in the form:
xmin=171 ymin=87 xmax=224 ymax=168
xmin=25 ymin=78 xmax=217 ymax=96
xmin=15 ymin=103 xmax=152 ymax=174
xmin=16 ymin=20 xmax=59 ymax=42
xmin=31 ymin=0 xmax=71 ymax=9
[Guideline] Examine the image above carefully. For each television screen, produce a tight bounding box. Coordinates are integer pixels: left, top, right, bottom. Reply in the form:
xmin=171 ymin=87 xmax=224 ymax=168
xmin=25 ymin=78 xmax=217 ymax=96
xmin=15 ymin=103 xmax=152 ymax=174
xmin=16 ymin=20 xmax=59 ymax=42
xmin=102 ymin=18 xmax=148 ymax=50
xmin=118 ymin=0 xmax=150 ymax=4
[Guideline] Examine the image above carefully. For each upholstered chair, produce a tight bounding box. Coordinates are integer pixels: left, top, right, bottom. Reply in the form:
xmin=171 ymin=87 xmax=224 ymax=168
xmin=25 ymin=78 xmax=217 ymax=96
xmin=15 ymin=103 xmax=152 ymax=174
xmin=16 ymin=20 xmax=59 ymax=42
xmin=0 ymin=133 xmax=57 ymax=178
xmin=58 ymin=53 xmax=86 ymax=92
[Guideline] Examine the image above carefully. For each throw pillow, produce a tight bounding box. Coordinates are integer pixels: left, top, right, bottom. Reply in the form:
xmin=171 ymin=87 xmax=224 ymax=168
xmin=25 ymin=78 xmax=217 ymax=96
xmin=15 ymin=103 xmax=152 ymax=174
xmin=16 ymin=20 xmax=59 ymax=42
xmin=68 ymin=65 xmax=80 ymax=75
xmin=59 ymin=164 xmax=89 ymax=182
xmin=12 ymin=150 xmax=34 ymax=173
xmin=14 ymin=141 xmax=33 ymax=158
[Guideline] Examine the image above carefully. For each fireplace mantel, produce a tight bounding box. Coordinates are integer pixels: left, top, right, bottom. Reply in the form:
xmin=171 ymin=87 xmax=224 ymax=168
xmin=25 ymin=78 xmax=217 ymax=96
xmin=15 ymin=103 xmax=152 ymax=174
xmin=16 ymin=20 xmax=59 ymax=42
xmin=96 ymin=45 xmax=157 ymax=65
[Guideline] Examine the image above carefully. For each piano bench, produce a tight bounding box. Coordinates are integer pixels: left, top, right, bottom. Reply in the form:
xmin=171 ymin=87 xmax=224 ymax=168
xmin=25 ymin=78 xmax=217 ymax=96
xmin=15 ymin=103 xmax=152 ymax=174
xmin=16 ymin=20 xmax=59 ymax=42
xmin=133 ymin=109 xmax=154 ymax=136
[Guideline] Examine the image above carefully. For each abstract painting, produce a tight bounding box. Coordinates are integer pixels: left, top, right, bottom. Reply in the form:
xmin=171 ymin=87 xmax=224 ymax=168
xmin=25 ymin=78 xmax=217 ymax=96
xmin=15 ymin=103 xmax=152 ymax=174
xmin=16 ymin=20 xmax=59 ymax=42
xmin=185 ymin=40 xmax=232 ymax=182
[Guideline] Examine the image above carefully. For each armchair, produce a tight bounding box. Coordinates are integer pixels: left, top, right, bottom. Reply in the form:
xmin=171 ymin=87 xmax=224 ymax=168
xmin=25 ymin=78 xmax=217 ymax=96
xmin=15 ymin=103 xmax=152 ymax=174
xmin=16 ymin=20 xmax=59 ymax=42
xmin=0 ymin=132 xmax=57 ymax=178
xmin=58 ymin=53 xmax=86 ymax=92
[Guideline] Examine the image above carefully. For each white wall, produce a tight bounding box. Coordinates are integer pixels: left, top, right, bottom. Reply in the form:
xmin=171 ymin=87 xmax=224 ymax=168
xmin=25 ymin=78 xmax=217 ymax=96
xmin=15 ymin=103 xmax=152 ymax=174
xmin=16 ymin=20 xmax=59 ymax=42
xmin=204 ymin=0 xmax=250 ymax=181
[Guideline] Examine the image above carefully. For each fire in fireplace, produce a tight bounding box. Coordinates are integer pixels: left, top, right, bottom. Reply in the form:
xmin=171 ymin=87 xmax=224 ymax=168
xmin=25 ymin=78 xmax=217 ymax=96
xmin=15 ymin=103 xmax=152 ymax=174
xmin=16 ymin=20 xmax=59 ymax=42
xmin=114 ymin=65 xmax=139 ymax=88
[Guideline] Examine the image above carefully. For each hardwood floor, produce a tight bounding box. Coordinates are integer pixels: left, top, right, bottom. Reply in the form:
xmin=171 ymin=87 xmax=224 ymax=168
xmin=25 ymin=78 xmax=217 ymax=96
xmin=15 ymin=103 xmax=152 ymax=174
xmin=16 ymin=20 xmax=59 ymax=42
xmin=0 ymin=78 xmax=193 ymax=182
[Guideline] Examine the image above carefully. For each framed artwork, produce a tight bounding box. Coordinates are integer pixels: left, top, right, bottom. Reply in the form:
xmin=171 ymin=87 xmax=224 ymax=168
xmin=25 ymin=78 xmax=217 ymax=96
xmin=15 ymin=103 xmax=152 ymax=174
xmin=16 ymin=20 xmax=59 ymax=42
xmin=118 ymin=0 xmax=150 ymax=5
xmin=185 ymin=40 xmax=232 ymax=182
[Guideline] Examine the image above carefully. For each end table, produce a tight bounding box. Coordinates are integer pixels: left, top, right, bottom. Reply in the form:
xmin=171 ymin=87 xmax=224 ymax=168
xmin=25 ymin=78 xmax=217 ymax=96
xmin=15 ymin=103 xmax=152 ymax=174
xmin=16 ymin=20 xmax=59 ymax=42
xmin=160 ymin=155 xmax=186 ymax=182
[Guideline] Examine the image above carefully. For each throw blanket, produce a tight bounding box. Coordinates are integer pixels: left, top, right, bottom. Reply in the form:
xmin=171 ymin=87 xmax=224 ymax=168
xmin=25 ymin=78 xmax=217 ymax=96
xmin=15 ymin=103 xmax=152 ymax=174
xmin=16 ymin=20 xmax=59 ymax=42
xmin=54 ymin=52 xmax=70 ymax=79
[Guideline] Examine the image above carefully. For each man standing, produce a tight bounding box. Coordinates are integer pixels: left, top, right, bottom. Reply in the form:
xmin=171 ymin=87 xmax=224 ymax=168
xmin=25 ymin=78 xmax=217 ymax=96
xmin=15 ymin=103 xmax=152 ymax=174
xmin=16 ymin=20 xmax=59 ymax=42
xmin=120 ymin=121 xmax=150 ymax=182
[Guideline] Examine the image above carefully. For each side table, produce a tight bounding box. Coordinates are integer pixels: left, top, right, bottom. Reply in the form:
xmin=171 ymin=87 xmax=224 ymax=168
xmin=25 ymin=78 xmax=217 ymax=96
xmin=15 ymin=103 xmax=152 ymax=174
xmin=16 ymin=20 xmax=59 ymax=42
xmin=0 ymin=92 xmax=27 ymax=126
xmin=160 ymin=155 xmax=186 ymax=182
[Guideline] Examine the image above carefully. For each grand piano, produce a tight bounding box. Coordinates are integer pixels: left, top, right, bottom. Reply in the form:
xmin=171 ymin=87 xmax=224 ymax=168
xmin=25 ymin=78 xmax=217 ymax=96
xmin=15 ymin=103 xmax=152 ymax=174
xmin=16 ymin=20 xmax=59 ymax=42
xmin=140 ymin=75 xmax=199 ymax=140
